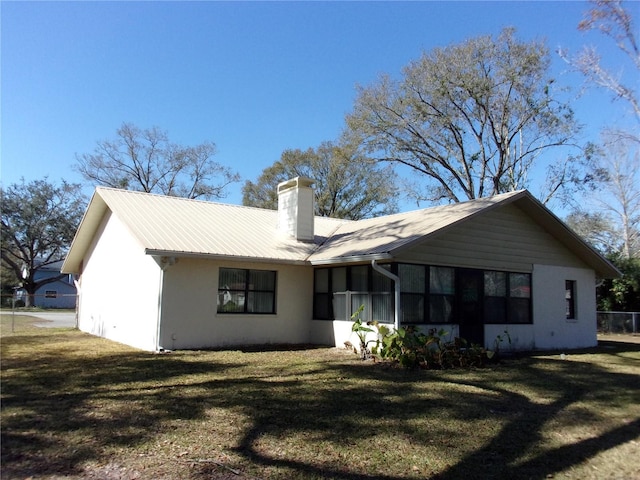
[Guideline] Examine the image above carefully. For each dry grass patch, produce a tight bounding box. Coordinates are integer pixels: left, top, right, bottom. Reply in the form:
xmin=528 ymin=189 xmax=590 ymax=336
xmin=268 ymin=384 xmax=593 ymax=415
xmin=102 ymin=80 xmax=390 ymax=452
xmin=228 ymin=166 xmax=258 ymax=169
xmin=1 ymin=316 xmax=639 ymax=479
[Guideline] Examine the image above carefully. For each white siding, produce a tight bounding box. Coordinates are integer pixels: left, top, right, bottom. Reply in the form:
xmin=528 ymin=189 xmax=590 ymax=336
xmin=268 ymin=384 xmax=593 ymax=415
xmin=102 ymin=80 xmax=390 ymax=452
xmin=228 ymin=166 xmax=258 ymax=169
xmin=397 ymin=203 xmax=586 ymax=272
xmin=77 ymin=211 xmax=162 ymax=351
xmin=158 ymin=258 xmax=314 ymax=349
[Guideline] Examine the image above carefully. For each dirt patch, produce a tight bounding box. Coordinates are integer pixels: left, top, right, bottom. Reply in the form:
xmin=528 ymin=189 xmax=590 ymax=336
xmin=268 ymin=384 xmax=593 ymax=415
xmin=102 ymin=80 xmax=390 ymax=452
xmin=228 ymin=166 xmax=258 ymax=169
xmin=598 ymin=333 xmax=640 ymax=344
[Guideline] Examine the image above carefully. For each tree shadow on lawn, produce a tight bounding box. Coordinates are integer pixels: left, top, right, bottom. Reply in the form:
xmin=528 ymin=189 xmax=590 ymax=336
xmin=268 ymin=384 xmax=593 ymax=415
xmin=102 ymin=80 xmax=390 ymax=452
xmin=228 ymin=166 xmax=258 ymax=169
xmin=2 ymin=334 xmax=639 ymax=480
xmin=228 ymin=351 xmax=640 ymax=480
xmin=1 ymin=335 xmax=249 ymax=479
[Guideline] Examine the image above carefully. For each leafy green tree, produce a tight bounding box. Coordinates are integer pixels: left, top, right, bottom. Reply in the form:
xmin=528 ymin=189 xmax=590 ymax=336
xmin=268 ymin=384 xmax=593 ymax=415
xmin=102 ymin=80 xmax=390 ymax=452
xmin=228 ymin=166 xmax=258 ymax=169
xmin=243 ymin=141 xmax=398 ymax=220
xmin=346 ymin=28 xmax=586 ymax=205
xmin=75 ymin=122 xmax=239 ymax=200
xmin=1 ymin=255 xmax=20 ymax=307
xmin=1 ymin=178 xmax=86 ymax=307
xmin=597 ymin=255 xmax=640 ymax=311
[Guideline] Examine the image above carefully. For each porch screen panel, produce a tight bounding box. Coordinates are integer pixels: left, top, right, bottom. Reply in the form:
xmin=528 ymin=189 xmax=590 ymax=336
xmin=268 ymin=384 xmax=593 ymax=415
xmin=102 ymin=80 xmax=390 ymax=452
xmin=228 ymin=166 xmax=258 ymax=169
xmin=429 ymin=267 xmax=455 ymax=323
xmin=351 ymin=293 xmax=369 ymax=321
xmin=484 ymin=271 xmax=507 ymax=323
xmin=333 ymin=293 xmax=347 ymax=320
xmin=313 ymin=269 xmax=330 ymax=319
xmin=482 ymin=271 xmax=532 ymax=324
xmin=313 ymin=267 xmax=350 ymax=320
xmin=332 ymin=267 xmax=347 ymax=292
xmin=372 ymin=266 xmax=392 ymax=291
xmin=371 ymin=266 xmax=393 ymax=322
xmin=399 ymin=264 xmax=426 ymax=324
xmin=508 ymin=273 xmax=531 ymax=323
xmin=350 ymin=266 xmax=368 ymax=291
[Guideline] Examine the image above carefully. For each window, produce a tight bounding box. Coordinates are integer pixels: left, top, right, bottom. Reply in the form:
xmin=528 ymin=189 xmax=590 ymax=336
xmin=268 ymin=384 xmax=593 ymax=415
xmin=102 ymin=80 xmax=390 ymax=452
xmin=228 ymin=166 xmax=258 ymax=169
xmin=45 ymin=290 xmax=58 ymax=299
xmin=565 ymin=280 xmax=576 ymax=319
xmin=430 ymin=266 xmax=455 ymax=323
xmin=483 ymin=271 xmax=531 ymax=324
xmin=217 ymin=268 xmax=276 ymax=314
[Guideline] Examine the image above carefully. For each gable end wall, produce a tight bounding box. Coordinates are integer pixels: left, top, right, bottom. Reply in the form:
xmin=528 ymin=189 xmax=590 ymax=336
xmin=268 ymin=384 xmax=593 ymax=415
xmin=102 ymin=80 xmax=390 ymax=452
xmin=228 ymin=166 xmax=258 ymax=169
xmin=77 ymin=211 xmax=161 ymax=350
xmin=396 ymin=203 xmax=588 ymax=272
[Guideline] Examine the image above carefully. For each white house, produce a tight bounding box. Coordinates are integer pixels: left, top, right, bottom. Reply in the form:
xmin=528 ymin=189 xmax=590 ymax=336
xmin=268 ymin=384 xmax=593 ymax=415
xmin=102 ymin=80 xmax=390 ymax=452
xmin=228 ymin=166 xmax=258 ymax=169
xmin=61 ymin=177 xmax=619 ymax=352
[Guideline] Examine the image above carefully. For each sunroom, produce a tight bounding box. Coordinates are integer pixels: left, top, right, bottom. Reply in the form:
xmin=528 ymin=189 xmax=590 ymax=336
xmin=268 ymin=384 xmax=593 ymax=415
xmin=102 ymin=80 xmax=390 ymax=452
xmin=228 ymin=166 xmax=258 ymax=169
xmin=313 ymin=262 xmax=532 ymax=347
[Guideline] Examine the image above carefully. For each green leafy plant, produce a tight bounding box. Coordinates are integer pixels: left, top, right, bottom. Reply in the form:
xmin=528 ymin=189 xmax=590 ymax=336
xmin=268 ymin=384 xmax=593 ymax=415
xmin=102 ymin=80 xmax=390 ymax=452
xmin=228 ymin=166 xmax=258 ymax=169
xmin=368 ymin=323 xmax=490 ymax=369
xmin=350 ymin=309 xmax=492 ymax=369
xmin=487 ymin=330 xmax=512 ymax=361
xmin=350 ymin=305 xmax=376 ymax=360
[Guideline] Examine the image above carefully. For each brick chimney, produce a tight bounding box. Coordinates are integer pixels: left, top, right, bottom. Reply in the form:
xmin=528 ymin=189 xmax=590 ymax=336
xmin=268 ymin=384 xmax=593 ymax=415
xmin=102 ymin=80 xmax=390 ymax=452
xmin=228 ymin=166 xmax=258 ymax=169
xmin=277 ymin=177 xmax=315 ymax=241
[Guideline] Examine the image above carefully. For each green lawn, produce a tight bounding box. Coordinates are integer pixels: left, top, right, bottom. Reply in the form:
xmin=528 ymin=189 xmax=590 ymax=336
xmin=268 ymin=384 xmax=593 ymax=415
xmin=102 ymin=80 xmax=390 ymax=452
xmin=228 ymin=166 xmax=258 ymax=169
xmin=1 ymin=314 xmax=639 ymax=479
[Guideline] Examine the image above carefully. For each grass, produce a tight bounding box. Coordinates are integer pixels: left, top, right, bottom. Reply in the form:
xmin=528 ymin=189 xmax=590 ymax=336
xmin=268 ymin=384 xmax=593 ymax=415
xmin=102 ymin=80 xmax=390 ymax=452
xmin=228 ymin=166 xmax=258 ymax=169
xmin=1 ymin=314 xmax=639 ymax=480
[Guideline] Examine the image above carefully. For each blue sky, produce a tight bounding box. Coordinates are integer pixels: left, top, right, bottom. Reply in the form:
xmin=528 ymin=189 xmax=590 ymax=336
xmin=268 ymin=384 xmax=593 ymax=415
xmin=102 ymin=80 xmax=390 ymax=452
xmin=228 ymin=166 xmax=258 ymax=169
xmin=2 ymin=1 xmax=636 ymax=210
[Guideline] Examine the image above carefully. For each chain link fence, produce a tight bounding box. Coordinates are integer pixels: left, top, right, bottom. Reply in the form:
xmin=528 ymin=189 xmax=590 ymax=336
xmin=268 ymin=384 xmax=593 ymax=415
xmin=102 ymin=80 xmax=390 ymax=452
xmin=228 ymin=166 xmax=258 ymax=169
xmin=597 ymin=311 xmax=640 ymax=334
xmin=1 ymin=293 xmax=78 ymax=310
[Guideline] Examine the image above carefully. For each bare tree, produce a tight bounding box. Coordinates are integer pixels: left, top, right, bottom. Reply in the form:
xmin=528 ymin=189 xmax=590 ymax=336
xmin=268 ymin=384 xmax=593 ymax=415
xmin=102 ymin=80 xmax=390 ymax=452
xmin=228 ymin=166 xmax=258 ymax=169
xmin=75 ymin=123 xmax=239 ymax=200
xmin=346 ymin=28 xmax=586 ymax=205
xmin=565 ymin=210 xmax=620 ymax=255
xmin=559 ymin=0 xmax=639 ymax=123
xmin=560 ymin=0 xmax=640 ymax=258
xmin=598 ymin=133 xmax=639 ymax=257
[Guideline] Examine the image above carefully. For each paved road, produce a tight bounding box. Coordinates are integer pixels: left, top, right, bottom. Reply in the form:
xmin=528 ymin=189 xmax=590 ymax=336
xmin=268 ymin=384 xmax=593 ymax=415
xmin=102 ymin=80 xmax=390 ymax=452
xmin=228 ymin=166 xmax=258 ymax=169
xmin=21 ymin=311 xmax=77 ymax=328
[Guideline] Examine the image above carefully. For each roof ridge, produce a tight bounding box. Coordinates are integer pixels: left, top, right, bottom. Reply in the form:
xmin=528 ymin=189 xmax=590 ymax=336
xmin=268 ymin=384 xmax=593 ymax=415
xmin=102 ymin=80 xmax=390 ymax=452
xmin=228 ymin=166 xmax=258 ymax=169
xmin=95 ymin=187 xmax=277 ymax=214
xmin=346 ymin=189 xmax=528 ymax=225
xmin=95 ymin=187 xmax=363 ymax=220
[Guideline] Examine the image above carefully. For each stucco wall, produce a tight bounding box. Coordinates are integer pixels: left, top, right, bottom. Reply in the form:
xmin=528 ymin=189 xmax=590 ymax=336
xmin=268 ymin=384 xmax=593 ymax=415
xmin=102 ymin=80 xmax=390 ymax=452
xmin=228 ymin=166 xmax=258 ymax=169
xmin=158 ymin=258 xmax=313 ymax=349
xmin=77 ymin=211 xmax=162 ymax=351
xmin=530 ymin=264 xmax=597 ymax=350
xmin=312 ymin=264 xmax=598 ymax=352
xmin=310 ymin=319 xmax=460 ymax=352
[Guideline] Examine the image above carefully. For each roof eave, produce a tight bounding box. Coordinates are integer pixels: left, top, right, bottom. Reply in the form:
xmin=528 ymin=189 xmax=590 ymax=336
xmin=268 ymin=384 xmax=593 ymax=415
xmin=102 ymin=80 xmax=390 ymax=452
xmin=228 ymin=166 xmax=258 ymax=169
xmin=512 ymin=194 xmax=621 ymax=279
xmin=61 ymin=190 xmax=109 ymax=274
xmin=309 ymin=253 xmax=393 ymax=266
xmin=145 ymin=249 xmax=311 ymax=266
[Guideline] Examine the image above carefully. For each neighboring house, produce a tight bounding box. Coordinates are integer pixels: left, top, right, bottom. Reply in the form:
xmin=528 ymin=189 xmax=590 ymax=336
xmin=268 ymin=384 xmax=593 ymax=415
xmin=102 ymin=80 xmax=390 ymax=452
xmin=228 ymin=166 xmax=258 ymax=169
xmin=15 ymin=260 xmax=77 ymax=309
xmin=61 ymin=178 xmax=619 ymax=352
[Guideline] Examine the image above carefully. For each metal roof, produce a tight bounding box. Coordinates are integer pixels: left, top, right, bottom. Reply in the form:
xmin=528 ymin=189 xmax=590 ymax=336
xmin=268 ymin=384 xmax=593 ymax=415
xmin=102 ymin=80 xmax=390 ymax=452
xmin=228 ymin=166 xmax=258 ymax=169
xmin=308 ymin=191 xmax=523 ymax=263
xmin=61 ymin=187 xmax=348 ymax=272
xmin=62 ymin=187 xmax=620 ymax=279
